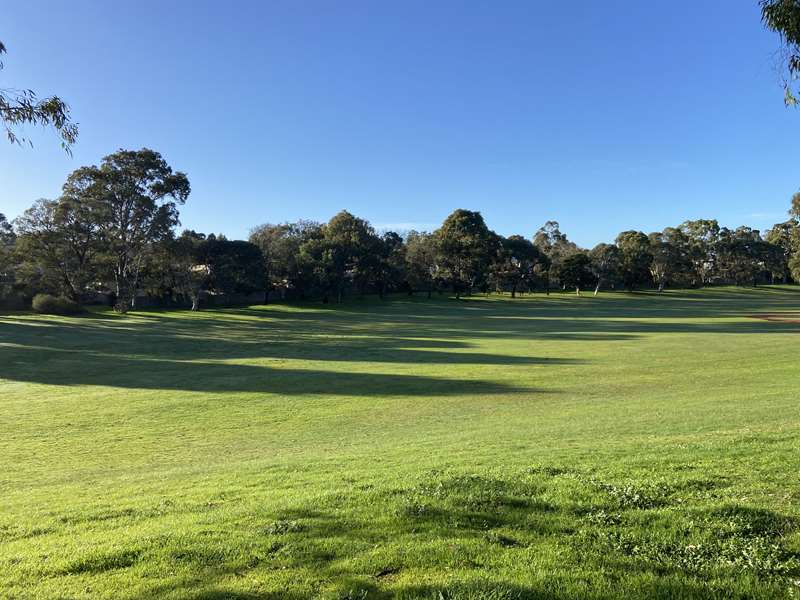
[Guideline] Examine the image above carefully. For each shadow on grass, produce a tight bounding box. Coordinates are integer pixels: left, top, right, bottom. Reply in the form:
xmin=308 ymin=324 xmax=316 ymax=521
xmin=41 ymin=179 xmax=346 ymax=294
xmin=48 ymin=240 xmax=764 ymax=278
xmin=117 ymin=466 xmax=799 ymax=600
xmin=2 ymin=286 xmax=798 ymax=393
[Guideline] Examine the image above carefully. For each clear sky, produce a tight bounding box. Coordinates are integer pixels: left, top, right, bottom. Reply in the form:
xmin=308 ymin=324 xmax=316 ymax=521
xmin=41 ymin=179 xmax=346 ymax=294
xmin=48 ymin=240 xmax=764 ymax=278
xmin=2 ymin=1 xmax=797 ymax=247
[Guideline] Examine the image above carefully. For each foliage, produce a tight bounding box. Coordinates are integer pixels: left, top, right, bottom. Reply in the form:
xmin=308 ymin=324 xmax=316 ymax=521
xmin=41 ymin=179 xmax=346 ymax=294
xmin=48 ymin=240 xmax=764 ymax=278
xmin=202 ymin=238 xmax=266 ymax=297
xmin=435 ymin=209 xmax=495 ymax=298
xmin=30 ymin=293 xmax=82 ymax=315
xmin=588 ymin=243 xmax=621 ymax=294
xmin=761 ymin=0 xmax=800 ymax=105
xmin=491 ymin=235 xmax=544 ymax=297
xmin=13 ymin=197 xmax=101 ymax=301
xmin=616 ymin=231 xmax=653 ymax=291
xmin=60 ymin=148 xmax=190 ymax=312
xmin=0 ymin=41 xmax=77 ymax=153
xmin=405 ymin=230 xmax=439 ymax=297
xmin=556 ymin=252 xmax=592 ymax=295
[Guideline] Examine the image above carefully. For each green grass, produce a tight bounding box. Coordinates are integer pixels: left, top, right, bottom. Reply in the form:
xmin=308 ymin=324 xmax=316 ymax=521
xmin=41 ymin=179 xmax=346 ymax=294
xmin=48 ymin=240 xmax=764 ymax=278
xmin=1 ymin=286 xmax=800 ymax=599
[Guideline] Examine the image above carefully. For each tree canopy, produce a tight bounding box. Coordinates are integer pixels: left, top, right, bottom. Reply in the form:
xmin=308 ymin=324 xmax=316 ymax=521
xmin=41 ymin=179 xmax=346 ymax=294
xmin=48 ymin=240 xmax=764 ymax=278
xmin=0 ymin=41 xmax=78 ymax=152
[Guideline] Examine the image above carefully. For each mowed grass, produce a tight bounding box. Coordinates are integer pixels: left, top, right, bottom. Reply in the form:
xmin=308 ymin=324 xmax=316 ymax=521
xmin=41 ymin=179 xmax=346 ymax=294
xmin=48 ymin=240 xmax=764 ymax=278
xmin=1 ymin=287 xmax=800 ymax=599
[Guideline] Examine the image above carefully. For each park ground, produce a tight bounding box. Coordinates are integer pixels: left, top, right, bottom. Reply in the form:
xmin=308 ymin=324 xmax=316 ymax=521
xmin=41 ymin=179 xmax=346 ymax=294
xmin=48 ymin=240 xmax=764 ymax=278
xmin=1 ymin=286 xmax=799 ymax=599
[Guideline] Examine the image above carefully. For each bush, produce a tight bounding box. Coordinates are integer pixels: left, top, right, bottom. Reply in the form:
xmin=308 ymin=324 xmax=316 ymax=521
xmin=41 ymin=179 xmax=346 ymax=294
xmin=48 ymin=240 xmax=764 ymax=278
xmin=32 ymin=294 xmax=83 ymax=315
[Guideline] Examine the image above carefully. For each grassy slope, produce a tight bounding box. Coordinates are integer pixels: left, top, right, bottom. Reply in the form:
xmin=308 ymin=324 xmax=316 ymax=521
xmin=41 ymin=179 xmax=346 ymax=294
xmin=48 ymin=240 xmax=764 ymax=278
xmin=1 ymin=287 xmax=799 ymax=599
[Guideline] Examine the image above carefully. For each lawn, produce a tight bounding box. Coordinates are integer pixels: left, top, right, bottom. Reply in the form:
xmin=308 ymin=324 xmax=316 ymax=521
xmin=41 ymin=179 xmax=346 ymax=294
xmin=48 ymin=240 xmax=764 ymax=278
xmin=1 ymin=287 xmax=799 ymax=599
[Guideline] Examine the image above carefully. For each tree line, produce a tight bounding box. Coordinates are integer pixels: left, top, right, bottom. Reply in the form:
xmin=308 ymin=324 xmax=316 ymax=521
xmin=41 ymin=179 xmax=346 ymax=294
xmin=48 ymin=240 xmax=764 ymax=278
xmin=2 ymin=147 xmax=800 ymax=312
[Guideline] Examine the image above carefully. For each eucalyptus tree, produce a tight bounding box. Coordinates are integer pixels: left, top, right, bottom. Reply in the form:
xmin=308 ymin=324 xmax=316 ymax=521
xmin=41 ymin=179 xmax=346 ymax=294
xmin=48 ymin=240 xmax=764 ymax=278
xmin=373 ymin=231 xmax=406 ymax=298
xmin=250 ymin=222 xmax=293 ymax=302
xmin=679 ymin=219 xmax=721 ymax=286
xmin=615 ymin=231 xmax=652 ymax=291
xmin=765 ymin=221 xmax=798 ymax=282
xmin=62 ymin=149 xmax=190 ymax=311
xmin=14 ymin=197 xmax=100 ymax=301
xmin=203 ymin=238 xmax=265 ymax=298
xmin=0 ymin=41 xmax=78 ymax=152
xmin=588 ymin=243 xmax=621 ymax=295
xmin=435 ymin=209 xmax=494 ymax=298
xmin=300 ymin=211 xmax=377 ymax=303
xmin=761 ymin=1 xmax=800 ymax=105
xmin=648 ymin=227 xmax=691 ymax=292
xmin=0 ymin=213 xmax=15 ymax=297
xmin=533 ymin=221 xmax=579 ymax=292
xmin=405 ymin=230 xmax=439 ymax=298
xmin=557 ymin=252 xmax=592 ymax=296
xmin=492 ymin=235 xmax=543 ymax=297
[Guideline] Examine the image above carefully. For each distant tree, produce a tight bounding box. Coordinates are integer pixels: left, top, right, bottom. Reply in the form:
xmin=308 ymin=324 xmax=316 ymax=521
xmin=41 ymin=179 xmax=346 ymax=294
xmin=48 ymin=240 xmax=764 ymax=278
xmin=588 ymin=243 xmax=621 ymax=295
xmin=405 ymin=231 xmax=439 ymax=298
xmin=533 ymin=221 xmax=579 ymax=292
xmin=250 ymin=220 xmax=323 ymax=300
xmin=715 ymin=227 xmax=770 ymax=286
xmin=61 ymin=149 xmax=190 ymax=312
xmin=172 ymin=231 xmax=210 ymax=310
xmin=791 ymin=251 xmax=800 ymax=282
xmin=249 ymin=222 xmax=293 ymax=302
xmin=300 ymin=211 xmax=377 ymax=303
xmin=761 ymin=1 xmax=800 ymax=105
xmin=0 ymin=213 xmax=16 ymax=298
xmin=615 ymin=231 xmax=652 ymax=291
xmin=792 ymin=191 xmax=800 ymax=220
xmin=0 ymin=41 xmax=78 ymax=152
xmin=765 ymin=220 xmax=798 ymax=281
xmin=435 ymin=209 xmax=494 ymax=299
xmin=557 ymin=252 xmax=592 ymax=296
xmin=648 ymin=227 xmax=691 ymax=292
xmin=203 ymin=238 xmax=265 ymax=298
xmin=14 ymin=197 xmax=100 ymax=301
xmin=492 ymin=235 xmax=543 ymax=297
xmin=679 ymin=219 xmax=720 ymax=287
xmin=372 ymin=231 xmax=406 ymax=298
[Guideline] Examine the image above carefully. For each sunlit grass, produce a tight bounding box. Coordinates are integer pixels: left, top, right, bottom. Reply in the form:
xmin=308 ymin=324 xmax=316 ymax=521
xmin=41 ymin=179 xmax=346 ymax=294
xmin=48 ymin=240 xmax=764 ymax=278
xmin=1 ymin=286 xmax=799 ymax=598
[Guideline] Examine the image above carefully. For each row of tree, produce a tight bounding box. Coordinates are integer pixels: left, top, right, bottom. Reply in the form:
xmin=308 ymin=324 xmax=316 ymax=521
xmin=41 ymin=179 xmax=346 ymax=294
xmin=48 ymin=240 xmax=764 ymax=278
xmin=2 ymin=148 xmax=800 ymax=312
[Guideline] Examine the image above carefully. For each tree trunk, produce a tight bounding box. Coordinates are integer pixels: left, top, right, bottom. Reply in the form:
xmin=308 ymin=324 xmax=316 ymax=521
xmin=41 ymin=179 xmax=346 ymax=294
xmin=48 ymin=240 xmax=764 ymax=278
xmin=511 ymin=283 xmax=517 ymax=298
xmin=594 ymin=279 xmax=602 ymax=296
xmin=576 ymin=286 xmax=581 ymax=297
xmin=191 ymin=295 xmax=200 ymax=311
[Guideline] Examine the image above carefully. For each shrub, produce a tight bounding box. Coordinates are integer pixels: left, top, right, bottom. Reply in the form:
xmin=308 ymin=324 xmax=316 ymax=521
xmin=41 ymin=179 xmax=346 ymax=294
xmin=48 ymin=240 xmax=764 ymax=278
xmin=32 ymin=294 xmax=83 ymax=315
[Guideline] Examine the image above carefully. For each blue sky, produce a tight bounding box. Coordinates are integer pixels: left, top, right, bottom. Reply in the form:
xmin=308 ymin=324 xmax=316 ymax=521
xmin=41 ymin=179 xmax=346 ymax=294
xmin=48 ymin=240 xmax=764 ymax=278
xmin=1 ymin=1 xmax=797 ymax=247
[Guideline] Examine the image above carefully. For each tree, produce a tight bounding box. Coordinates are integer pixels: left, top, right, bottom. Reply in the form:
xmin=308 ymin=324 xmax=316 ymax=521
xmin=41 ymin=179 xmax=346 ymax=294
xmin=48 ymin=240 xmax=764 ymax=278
xmin=588 ymin=243 xmax=621 ymax=295
xmin=203 ymin=239 xmax=265 ymax=298
xmin=615 ymin=231 xmax=652 ymax=291
xmin=0 ymin=213 xmax=16 ymax=298
xmin=765 ymin=220 xmax=798 ymax=282
xmin=679 ymin=219 xmax=720 ymax=287
xmin=492 ymin=235 xmax=543 ymax=297
xmin=761 ymin=1 xmax=800 ymax=105
xmin=62 ymin=149 xmax=190 ymax=312
xmin=14 ymin=197 xmax=100 ymax=301
xmin=171 ymin=231 xmax=210 ymax=311
xmin=372 ymin=231 xmax=406 ymax=298
xmin=405 ymin=230 xmax=439 ymax=298
xmin=715 ymin=227 xmax=769 ymax=286
xmin=533 ymin=221 xmax=579 ymax=293
xmin=557 ymin=252 xmax=592 ymax=296
xmin=300 ymin=211 xmax=377 ymax=303
xmin=648 ymin=227 xmax=691 ymax=292
xmin=0 ymin=41 xmax=78 ymax=152
xmin=435 ymin=209 xmax=494 ymax=299
xmin=249 ymin=222 xmax=292 ymax=302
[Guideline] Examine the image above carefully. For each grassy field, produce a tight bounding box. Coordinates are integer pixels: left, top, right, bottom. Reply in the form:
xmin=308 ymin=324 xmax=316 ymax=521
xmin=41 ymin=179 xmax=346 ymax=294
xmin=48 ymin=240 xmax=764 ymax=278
xmin=1 ymin=287 xmax=800 ymax=599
